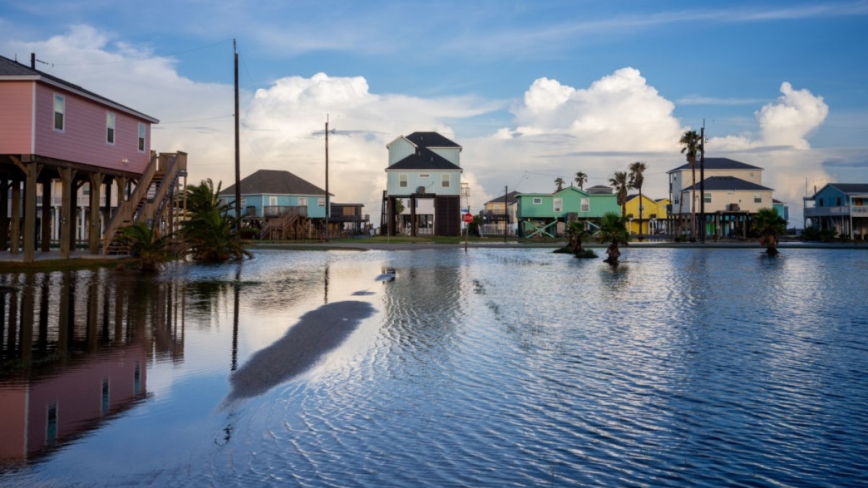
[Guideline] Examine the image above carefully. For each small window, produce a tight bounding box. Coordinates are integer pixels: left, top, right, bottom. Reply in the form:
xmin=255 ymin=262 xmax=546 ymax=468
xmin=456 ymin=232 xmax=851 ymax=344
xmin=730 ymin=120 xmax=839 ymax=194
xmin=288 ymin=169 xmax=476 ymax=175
xmin=674 ymin=196 xmax=679 ymax=205
xmin=754 ymin=194 xmax=762 ymax=204
xmin=240 ymin=197 xmax=246 ymax=207
xmin=704 ymin=193 xmax=711 ymax=203
xmin=54 ymin=94 xmax=65 ymax=131
xmin=836 ymin=197 xmax=842 ymax=206
xmin=553 ymin=198 xmax=563 ymax=212
xmin=318 ymin=198 xmax=325 ymax=207
xmin=138 ymin=123 xmax=146 ymax=152
xmin=399 ymin=174 xmax=408 ymax=188
xmin=532 ymin=197 xmax=542 ymax=205
xmin=106 ymin=112 xmax=116 ymax=144
xmin=419 ymin=173 xmax=430 ymax=178
xmin=441 ymin=174 xmax=450 ymax=188
xmin=298 ymin=197 xmax=308 ymax=207
xmin=818 ymin=198 xmax=824 ymax=207
xmin=749 ymin=172 xmax=755 ymax=177
xmin=581 ymin=198 xmax=589 ymax=213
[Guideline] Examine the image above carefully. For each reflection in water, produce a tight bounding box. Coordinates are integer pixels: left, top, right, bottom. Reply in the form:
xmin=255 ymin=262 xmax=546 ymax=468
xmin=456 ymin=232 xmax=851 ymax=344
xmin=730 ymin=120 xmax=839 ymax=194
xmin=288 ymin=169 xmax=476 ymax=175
xmin=0 ymin=270 xmax=186 ymax=468
xmin=226 ymin=300 xmax=375 ymax=402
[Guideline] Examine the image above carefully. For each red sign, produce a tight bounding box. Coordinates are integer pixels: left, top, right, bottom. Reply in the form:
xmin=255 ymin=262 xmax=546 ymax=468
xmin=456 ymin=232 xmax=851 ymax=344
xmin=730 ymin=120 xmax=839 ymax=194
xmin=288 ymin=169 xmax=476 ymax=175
xmin=463 ymin=212 xmax=473 ymax=223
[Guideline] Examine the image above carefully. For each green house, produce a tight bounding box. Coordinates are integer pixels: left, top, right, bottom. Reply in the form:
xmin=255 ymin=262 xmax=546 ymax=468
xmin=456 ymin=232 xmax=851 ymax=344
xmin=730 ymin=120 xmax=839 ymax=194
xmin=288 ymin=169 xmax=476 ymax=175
xmin=515 ymin=186 xmax=619 ymax=237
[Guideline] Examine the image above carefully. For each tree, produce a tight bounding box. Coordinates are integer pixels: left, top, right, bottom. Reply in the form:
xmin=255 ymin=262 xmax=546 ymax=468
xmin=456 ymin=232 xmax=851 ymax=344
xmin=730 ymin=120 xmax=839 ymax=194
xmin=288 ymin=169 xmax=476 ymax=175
xmin=629 ymin=161 xmax=647 ymax=240
xmin=574 ymin=172 xmax=588 ymax=191
xmin=180 ymin=179 xmax=251 ymax=262
xmin=119 ymin=222 xmax=171 ymax=272
xmin=754 ymin=207 xmax=787 ymax=256
xmin=567 ymin=220 xmax=596 ymax=258
xmin=598 ymin=212 xmax=629 ymax=265
xmin=680 ymin=130 xmax=701 ymax=240
xmin=555 ymin=177 xmax=565 ymax=192
xmin=609 ymin=171 xmax=630 ymax=219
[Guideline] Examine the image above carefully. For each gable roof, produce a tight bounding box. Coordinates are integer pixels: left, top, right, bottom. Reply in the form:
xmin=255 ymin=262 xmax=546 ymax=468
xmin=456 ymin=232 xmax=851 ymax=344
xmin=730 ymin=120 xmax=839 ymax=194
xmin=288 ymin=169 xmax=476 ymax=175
xmin=405 ymin=132 xmax=461 ymax=149
xmin=626 ymin=194 xmax=658 ymax=203
xmin=667 ymin=157 xmax=761 ymax=174
xmin=0 ymin=55 xmax=159 ymax=123
xmin=683 ymin=176 xmax=773 ymax=192
xmin=388 ymin=147 xmax=462 ymax=171
xmin=220 ymin=169 xmax=328 ymax=196
xmin=485 ymin=191 xmax=521 ymax=205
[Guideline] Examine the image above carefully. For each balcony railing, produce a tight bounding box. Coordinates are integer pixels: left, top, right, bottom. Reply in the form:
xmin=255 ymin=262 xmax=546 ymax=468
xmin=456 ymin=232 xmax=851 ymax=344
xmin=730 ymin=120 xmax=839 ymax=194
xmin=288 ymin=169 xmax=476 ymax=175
xmin=804 ymin=206 xmax=868 ymax=218
xmin=263 ymin=205 xmax=307 ymax=218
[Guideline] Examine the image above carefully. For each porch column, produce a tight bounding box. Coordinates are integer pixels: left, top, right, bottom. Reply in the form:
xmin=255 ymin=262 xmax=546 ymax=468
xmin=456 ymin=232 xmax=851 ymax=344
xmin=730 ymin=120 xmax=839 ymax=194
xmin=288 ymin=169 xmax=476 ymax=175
xmin=387 ymin=197 xmax=395 ymax=236
xmin=40 ymin=175 xmax=52 ymax=252
xmin=0 ymin=177 xmax=8 ymax=251
xmin=59 ymin=168 xmax=77 ymax=258
xmin=10 ymin=176 xmax=20 ymax=255
xmin=22 ymin=162 xmax=42 ymax=263
xmin=88 ymin=172 xmax=104 ymax=254
xmin=410 ymin=195 xmax=417 ymax=237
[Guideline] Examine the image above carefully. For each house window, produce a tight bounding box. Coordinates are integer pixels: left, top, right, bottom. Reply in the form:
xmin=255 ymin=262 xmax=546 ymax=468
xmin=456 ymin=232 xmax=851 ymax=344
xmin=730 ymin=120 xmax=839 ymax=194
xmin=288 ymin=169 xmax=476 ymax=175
xmin=106 ymin=112 xmax=116 ymax=144
xmin=704 ymin=193 xmax=711 ymax=203
xmin=54 ymin=94 xmax=65 ymax=131
xmin=532 ymin=198 xmax=542 ymax=205
xmin=837 ymin=196 xmax=842 ymax=206
xmin=298 ymin=197 xmax=308 ymax=207
xmin=138 ymin=123 xmax=146 ymax=152
xmin=749 ymin=172 xmax=755 ymax=177
xmin=399 ymin=174 xmax=408 ymax=188
xmin=581 ymin=198 xmax=589 ymax=213
xmin=269 ymin=196 xmax=278 ymax=206
xmin=553 ymin=198 xmax=563 ymax=213
xmin=818 ymin=198 xmax=823 ymax=207
xmin=855 ymin=198 xmax=864 ymax=206
xmin=318 ymin=198 xmax=325 ymax=207
xmin=441 ymin=174 xmax=450 ymax=188
xmin=674 ymin=196 xmax=679 ymax=205
xmin=419 ymin=173 xmax=430 ymax=178
xmin=754 ymin=194 xmax=762 ymax=204
xmin=240 ymin=197 xmax=246 ymax=207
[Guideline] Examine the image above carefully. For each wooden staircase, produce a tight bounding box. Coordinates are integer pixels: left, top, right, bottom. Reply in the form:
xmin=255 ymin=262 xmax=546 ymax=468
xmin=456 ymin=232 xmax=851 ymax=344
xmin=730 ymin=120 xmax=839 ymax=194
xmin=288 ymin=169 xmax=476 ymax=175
xmin=261 ymin=207 xmax=309 ymax=240
xmin=102 ymin=152 xmax=188 ymax=255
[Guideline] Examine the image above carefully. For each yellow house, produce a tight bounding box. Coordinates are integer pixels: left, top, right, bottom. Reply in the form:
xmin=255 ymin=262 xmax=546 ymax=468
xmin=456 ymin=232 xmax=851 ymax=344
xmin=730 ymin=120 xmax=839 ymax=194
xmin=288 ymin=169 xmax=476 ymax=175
xmin=624 ymin=195 xmax=669 ymax=235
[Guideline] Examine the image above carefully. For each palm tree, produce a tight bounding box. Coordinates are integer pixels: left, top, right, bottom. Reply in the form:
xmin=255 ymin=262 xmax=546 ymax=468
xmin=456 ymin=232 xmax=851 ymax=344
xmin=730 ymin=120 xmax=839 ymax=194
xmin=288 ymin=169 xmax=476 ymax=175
xmin=119 ymin=222 xmax=171 ymax=272
xmin=180 ymin=179 xmax=251 ymax=262
xmin=753 ymin=207 xmax=787 ymax=256
xmin=629 ymin=161 xmax=647 ymax=240
xmin=679 ymin=130 xmax=701 ymax=240
xmin=574 ymin=172 xmax=588 ymax=191
xmin=609 ymin=171 xmax=630 ymax=219
xmin=555 ymin=177 xmax=565 ymax=192
xmin=598 ymin=212 xmax=629 ymax=265
xmin=567 ymin=220 xmax=596 ymax=258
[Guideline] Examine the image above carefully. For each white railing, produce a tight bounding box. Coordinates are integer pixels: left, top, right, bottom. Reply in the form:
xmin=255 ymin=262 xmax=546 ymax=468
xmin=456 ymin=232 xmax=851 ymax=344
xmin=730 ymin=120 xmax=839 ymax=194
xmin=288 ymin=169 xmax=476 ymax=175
xmin=32 ymin=195 xmax=108 ymax=206
xmin=804 ymin=206 xmax=865 ymax=217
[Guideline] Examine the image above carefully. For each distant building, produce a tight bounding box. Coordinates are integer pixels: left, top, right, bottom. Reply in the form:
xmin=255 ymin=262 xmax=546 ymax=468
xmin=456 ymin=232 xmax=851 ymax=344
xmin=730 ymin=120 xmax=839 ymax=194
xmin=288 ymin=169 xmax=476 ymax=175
xmin=803 ymin=183 xmax=868 ymax=239
xmin=482 ymin=191 xmax=520 ymax=236
xmin=624 ymin=194 xmax=669 ymax=235
xmin=515 ymin=186 xmax=619 ymax=238
xmin=383 ymin=132 xmax=463 ymax=236
xmin=668 ymin=157 xmax=782 ymax=239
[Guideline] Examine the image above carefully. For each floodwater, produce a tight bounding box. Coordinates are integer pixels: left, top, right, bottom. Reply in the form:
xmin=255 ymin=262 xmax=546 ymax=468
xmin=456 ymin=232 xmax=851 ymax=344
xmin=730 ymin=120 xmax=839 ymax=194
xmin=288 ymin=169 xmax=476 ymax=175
xmin=1 ymin=247 xmax=866 ymax=487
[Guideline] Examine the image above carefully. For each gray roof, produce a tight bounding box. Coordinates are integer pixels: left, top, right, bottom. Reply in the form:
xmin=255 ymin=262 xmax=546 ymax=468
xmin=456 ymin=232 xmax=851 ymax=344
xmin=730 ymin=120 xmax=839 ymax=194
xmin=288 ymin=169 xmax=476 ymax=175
xmin=668 ymin=157 xmax=761 ymax=173
xmin=0 ymin=55 xmax=158 ymax=123
xmin=389 ymin=147 xmax=461 ymax=171
xmin=829 ymin=183 xmax=868 ymax=194
xmin=220 ymin=169 xmax=328 ymax=196
xmin=683 ymin=176 xmax=773 ymax=192
xmin=485 ymin=191 xmax=521 ymax=205
xmin=405 ymin=132 xmax=461 ymax=148
xmin=587 ymin=185 xmax=613 ymax=194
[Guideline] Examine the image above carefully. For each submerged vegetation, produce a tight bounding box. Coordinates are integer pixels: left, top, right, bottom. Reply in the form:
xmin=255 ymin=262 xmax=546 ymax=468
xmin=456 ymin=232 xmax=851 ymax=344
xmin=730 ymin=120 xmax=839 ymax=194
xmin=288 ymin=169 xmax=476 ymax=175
xmin=598 ymin=212 xmax=629 ymax=265
xmin=180 ymin=179 xmax=252 ymax=262
xmin=753 ymin=207 xmax=787 ymax=256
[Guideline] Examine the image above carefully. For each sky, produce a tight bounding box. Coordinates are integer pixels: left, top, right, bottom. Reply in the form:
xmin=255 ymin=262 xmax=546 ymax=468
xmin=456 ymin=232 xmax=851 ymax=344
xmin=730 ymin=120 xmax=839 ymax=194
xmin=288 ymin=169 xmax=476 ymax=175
xmin=2 ymin=0 xmax=868 ymax=226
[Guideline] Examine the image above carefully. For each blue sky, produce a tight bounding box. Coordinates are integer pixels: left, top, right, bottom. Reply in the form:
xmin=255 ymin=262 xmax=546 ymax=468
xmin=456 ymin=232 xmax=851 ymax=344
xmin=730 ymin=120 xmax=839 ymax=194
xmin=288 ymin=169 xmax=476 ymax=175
xmin=2 ymin=0 xmax=867 ymax=224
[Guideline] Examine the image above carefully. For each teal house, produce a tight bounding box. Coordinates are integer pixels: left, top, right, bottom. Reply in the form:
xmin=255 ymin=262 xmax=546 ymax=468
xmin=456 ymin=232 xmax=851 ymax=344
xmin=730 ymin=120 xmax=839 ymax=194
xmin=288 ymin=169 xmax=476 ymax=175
xmin=803 ymin=183 xmax=868 ymax=239
xmin=219 ymin=169 xmax=329 ymax=219
xmin=515 ymin=186 xmax=619 ymax=237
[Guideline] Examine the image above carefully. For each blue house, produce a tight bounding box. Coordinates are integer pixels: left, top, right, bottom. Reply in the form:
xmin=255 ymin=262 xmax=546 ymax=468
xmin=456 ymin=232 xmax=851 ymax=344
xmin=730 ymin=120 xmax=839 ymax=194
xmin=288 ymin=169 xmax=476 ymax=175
xmin=220 ymin=169 xmax=328 ymax=219
xmin=803 ymin=183 xmax=868 ymax=239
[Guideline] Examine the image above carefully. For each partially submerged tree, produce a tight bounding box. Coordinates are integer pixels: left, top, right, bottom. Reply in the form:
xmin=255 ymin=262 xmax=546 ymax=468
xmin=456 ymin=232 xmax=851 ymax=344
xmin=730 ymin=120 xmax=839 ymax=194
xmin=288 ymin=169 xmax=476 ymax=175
xmin=119 ymin=222 xmax=171 ymax=272
xmin=598 ymin=212 xmax=629 ymax=265
xmin=181 ymin=179 xmax=252 ymax=262
xmin=567 ymin=220 xmax=596 ymax=258
xmin=754 ymin=207 xmax=787 ymax=256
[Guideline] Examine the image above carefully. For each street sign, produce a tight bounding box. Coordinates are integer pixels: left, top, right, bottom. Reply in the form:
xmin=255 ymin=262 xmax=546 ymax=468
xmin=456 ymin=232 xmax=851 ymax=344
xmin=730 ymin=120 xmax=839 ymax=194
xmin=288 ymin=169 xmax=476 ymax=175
xmin=463 ymin=212 xmax=473 ymax=223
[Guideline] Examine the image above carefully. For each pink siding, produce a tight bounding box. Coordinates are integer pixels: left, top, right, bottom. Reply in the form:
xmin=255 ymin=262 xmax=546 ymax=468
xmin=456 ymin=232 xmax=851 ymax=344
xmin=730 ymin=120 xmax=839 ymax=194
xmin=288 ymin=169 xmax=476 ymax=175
xmin=0 ymin=388 xmax=27 ymax=463
xmin=33 ymin=83 xmax=152 ymax=173
xmin=0 ymin=81 xmax=35 ymax=154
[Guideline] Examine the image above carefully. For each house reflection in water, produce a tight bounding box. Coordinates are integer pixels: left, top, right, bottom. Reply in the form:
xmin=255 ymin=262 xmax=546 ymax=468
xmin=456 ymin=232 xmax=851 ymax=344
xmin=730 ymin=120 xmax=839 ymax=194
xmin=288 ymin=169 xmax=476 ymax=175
xmin=0 ymin=270 xmax=186 ymax=467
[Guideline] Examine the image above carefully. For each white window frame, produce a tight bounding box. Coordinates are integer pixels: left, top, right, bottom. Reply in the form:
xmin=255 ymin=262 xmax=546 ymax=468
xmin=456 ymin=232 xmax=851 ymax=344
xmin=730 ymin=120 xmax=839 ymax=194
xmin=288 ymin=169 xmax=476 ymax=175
xmin=138 ymin=123 xmax=146 ymax=152
xmin=704 ymin=192 xmax=712 ymax=203
xmin=754 ymin=194 xmax=762 ymax=204
xmin=399 ymin=174 xmax=408 ymax=188
xmin=298 ymin=197 xmax=308 ymax=207
xmin=269 ymin=196 xmax=278 ymax=206
xmin=532 ymin=197 xmax=542 ymax=205
xmin=54 ymin=94 xmax=65 ymax=132
xmin=553 ymin=197 xmax=563 ymax=213
xmin=580 ymin=198 xmax=590 ymax=213
xmin=106 ymin=112 xmax=116 ymax=145
xmin=318 ymin=198 xmax=325 ymax=207
xmin=441 ymin=174 xmax=450 ymax=188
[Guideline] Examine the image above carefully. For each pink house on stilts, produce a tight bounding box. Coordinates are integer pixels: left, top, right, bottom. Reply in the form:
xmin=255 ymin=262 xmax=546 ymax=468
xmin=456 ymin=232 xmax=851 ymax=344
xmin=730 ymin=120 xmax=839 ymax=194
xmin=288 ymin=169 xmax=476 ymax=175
xmin=0 ymin=54 xmax=187 ymax=262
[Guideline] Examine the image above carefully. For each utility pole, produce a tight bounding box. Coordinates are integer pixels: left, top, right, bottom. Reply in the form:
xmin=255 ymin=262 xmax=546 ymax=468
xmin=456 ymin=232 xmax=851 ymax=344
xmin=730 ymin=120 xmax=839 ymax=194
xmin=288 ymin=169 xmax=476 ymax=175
xmin=233 ymin=40 xmax=241 ymax=235
xmin=324 ymin=115 xmax=330 ymax=242
xmin=504 ymin=186 xmax=508 ymax=243
xmin=699 ymin=123 xmax=705 ymax=244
